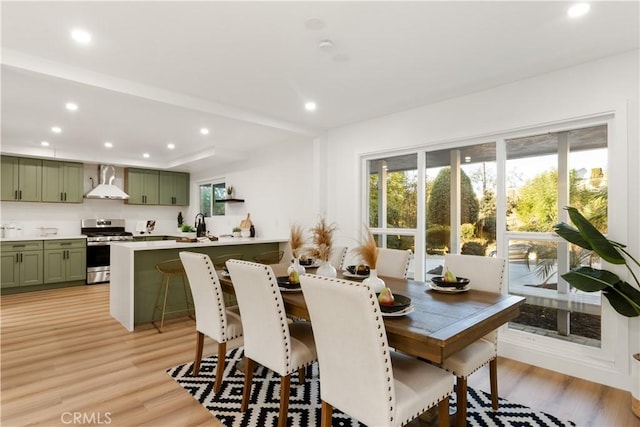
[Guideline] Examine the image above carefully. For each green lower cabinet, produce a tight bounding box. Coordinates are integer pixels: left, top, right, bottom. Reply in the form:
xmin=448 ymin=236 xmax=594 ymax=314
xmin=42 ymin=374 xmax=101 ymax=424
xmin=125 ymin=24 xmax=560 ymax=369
xmin=0 ymin=241 xmax=44 ymax=288
xmin=44 ymin=240 xmax=86 ymax=284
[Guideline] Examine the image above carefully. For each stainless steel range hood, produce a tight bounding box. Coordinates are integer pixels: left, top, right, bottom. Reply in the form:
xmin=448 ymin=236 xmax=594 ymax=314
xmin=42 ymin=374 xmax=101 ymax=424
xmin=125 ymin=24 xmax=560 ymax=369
xmin=84 ymin=165 xmax=130 ymax=200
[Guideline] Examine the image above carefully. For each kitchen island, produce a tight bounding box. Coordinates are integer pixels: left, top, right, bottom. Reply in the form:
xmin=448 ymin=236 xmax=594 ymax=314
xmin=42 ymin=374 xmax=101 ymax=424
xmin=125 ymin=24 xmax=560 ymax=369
xmin=110 ymin=237 xmax=288 ymax=331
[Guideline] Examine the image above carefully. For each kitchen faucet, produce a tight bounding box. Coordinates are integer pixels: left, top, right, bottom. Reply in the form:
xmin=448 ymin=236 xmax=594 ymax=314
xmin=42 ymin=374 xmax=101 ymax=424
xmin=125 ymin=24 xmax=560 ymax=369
xmin=195 ymin=213 xmax=206 ymax=237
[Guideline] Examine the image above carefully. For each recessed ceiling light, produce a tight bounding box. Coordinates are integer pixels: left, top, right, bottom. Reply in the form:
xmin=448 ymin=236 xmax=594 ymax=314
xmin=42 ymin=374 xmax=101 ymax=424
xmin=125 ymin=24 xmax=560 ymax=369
xmin=104 ymin=141 xmax=113 ymax=148
xmin=304 ymin=102 xmax=317 ymax=111
xmin=71 ymin=29 xmax=92 ymax=44
xmin=567 ymin=3 xmax=590 ymax=18
xmin=65 ymin=102 xmax=78 ymax=111
xmin=51 ymin=126 xmax=62 ymax=133
xmin=143 ymin=153 xmax=150 ymax=159
xmin=318 ymin=40 xmax=334 ymax=51
xmin=41 ymin=141 xmax=50 ymax=147
xmin=167 ymin=143 xmax=175 ymax=150
xmin=200 ymin=128 xmax=209 ymax=135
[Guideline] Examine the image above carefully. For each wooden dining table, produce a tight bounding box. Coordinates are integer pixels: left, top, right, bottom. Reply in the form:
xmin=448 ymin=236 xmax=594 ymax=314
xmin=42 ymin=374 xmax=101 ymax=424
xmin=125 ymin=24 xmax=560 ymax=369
xmin=219 ymin=263 xmax=525 ymax=365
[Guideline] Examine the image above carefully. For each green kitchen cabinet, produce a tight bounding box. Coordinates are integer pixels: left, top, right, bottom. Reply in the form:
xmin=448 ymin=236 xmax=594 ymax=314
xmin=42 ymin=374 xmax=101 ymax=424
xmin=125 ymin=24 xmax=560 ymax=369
xmin=0 ymin=241 xmax=44 ymax=288
xmin=158 ymin=171 xmax=189 ymax=206
xmin=1 ymin=156 xmax=42 ymax=202
xmin=125 ymin=168 xmax=159 ymax=205
xmin=43 ymin=240 xmax=87 ymax=284
xmin=41 ymin=160 xmax=84 ymax=203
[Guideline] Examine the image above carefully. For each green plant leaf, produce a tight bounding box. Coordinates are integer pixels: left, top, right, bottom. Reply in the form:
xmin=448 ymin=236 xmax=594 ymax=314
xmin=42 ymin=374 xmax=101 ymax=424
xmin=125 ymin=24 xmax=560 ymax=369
xmin=561 ymin=267 xmax=620 ymax=292
xmin=566 ymin=206 xmax=625 ymax=264
xmin=553 ymin=222 xmax=592 ymax=250
xmin=603 ymin=281 xmax=640 ymax=317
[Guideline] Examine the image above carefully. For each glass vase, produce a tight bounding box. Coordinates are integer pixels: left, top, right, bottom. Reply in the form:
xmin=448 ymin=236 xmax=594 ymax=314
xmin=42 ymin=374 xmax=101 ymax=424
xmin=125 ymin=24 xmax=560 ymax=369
xmin=287 ymin=256 xmax=306 ymax=276
xmin=316 ymin=260 xmax=337 ymax=278
xmin=363 ymin=269 xmax=385 ymax=293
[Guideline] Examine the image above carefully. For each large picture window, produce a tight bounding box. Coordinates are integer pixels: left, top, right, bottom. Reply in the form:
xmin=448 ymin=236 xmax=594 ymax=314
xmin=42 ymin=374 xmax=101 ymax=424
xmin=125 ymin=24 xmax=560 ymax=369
xmin=363 ymin=121 xmax=608 ymax=350
xmin=504 ymin=125 xmax=608 ymax=347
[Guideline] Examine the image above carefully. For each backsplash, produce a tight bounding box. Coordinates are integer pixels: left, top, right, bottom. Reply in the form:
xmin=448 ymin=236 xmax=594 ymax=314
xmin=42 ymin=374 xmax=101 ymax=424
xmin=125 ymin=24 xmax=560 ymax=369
xmin=0 ymin=199 xmax=182 ymax=238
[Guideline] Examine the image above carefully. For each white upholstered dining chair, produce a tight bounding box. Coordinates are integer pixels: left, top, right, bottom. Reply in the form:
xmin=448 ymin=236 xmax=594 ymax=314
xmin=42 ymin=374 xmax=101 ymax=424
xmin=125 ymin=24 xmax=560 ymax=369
xmin=178 ymin=251 xmax=243 ymax=393
xmin=376 ymin=248 xmax=413 ymax=279
xmin=225 ymin=260 xmax=317 ymax=427
xmin=300 ymin=274 xmax=453 ymax=427
xmin=328 ymin=246 xmax=348 ymax=270
xmin=440 ymin=253 xmax=506 ymax=426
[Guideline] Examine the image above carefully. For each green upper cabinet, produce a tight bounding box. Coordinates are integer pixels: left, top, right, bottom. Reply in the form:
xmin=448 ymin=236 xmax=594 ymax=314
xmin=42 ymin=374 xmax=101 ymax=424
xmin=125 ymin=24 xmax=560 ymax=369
xmin=1 ymin=156 xmax=42 ymax=202
xmin=158 ymin=171 xmax=190 ymax=206
xmin=41 ymin=160 xmax=84 ymax=203
xmin=125 ymin=168 xmax=159 ymax=205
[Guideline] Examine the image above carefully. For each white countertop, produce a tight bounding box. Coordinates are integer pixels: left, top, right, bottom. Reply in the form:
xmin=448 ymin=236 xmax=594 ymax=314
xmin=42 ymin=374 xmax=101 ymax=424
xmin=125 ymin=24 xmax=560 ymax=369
xmin=1 ymin=235 xmax=87 ymax=242
xmin=111 ymin=236 xmax=287 ymax=251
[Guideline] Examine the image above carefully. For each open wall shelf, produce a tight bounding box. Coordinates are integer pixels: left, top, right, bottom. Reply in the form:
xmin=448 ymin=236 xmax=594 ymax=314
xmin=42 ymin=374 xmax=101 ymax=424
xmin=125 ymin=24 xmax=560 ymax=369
xmin=215 ymin=198 xmax=245 ymax=203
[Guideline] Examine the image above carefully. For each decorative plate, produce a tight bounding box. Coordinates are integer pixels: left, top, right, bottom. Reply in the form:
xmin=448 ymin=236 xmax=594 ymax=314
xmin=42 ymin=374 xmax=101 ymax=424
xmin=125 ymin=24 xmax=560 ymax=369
xmin=382 ymin=305 xmax=414 ymax=317
xmin=378 ymin=294 xmax=412 ymax=313
xmin=277 ymin=276 xmax=301 ymax=289
xmin=346 ymin=265 xmax=371 ymax=276
xmin=342 ymin=271 xmax=369 ymax=279
xmin=428 ymin=282 xmax=471 ymax=293
xmin=430 ymin=276 xmax=471 ymax=289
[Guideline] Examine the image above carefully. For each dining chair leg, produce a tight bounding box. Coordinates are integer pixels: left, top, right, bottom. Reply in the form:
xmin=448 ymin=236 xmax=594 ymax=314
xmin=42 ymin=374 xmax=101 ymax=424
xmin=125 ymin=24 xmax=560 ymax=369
xmin=193 ymin=331 xmax=204 ymax=375
xmin=298 ymin=367 xmax=305 ymax=384
xmin=214 ymin=342 xmax=227 ymax=393
xmin=456 ymin=376 xmax=468 ymax=427
xmin=489 ymin=358 xmax=499 ymax=410
xmin=241 ymin=357 xmax=255 ymax=412
xmin=278 ymin=374 xmax=291 ymax=427
xmin=321 ymin=400 xmax=333 ymax=427
xmin=437 ymin=396 xmax=450 ymax=427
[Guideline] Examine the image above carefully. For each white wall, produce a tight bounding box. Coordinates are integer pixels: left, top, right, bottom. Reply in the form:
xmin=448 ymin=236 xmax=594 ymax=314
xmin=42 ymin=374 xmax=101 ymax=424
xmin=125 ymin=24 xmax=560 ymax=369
xmin=188 ymin=137 xmax=319 ymax=240
xmin=323 ymin=50 xmax=639 ymax=391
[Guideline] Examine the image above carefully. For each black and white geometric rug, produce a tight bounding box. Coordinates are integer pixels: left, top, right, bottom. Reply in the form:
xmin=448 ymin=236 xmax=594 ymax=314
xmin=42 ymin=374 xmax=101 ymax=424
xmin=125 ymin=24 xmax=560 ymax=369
xmin=167 ymin=347 xmax=575 ymax=427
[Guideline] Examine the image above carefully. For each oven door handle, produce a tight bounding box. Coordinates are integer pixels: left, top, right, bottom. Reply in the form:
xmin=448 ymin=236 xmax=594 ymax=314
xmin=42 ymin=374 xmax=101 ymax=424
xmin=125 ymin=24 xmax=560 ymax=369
xmin=87 ymin=242 xmax=110 ymax=246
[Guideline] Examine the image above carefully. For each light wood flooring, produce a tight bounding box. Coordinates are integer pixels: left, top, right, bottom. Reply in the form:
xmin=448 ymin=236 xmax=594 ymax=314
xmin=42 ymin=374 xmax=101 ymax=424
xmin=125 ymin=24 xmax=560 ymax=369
xmin=1 ymin=284 xmax=638 ymax=427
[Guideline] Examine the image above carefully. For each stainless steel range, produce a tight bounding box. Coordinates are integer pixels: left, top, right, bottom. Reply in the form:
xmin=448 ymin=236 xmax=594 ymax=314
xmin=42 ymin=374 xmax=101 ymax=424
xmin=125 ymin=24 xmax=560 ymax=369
xmin=81 ymin=219 xmax=133 ymax=284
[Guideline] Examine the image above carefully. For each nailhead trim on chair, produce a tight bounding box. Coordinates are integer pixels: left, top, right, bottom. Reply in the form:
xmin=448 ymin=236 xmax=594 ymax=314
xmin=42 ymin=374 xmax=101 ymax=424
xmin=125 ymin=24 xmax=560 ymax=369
xmin=401 ymin=250 xmax=412 ymax=279
xmin=198 ymin=254 xmax=242 ymax=341
xmin=311 ymin=275 xmax=397 ymax=425
xmin=228 ymin=260 xmax=307 ymax=373
xmin=442 ymin=355 xmax=495 ymax=378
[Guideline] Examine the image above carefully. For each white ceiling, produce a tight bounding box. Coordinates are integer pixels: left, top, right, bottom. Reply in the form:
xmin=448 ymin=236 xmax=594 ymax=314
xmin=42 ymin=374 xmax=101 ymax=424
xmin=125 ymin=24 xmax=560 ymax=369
xmin=2 ymin=1 xmax=638 ymax=173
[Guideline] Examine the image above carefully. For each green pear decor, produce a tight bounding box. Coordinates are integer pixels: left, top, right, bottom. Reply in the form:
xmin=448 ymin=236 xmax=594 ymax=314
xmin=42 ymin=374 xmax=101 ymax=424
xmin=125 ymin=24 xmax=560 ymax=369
xmin=553 ymin=206 xmax=640 ymax=317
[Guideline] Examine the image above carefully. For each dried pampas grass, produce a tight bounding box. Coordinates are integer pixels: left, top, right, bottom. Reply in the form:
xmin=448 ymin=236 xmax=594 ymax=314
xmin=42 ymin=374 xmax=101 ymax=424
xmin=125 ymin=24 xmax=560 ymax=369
xmin=289 ymin=223 xmax=306 ymax=258
xmin=310 ymin=216 xmax=337 ymax=261
xmin=355 ymin=228 xmax=379 ymax=269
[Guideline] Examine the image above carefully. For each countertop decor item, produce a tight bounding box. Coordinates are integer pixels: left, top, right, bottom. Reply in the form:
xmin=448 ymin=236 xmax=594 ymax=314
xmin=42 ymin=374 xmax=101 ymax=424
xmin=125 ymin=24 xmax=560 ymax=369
xmin=310 ymin=216 xmax=337 ymax=277
xmin=354 ymin=227 xmax=385 ymax=292
xmin=287 ymin=223 xmax=307 ymax=276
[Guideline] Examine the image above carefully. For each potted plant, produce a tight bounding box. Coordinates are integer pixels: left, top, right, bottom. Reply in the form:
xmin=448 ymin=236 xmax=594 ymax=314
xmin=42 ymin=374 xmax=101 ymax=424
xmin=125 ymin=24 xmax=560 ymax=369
xmin=232 ymin=226 xmax=241 ymax=237
xmin=554 ymin=206 xmax=640 ymax=417
xmin=226 ymin=186 xmax=234 ymax=199
xmin=180 ymin=224 xmax=196 ymax=238
xmin=177 ymin=212 xmax=184 ymax=233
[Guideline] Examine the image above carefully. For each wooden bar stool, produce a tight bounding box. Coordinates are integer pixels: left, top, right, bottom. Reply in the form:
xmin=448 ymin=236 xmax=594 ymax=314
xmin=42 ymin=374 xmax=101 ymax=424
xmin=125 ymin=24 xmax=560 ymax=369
xmin=151 ymin=258 xmax=194 ymax=333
